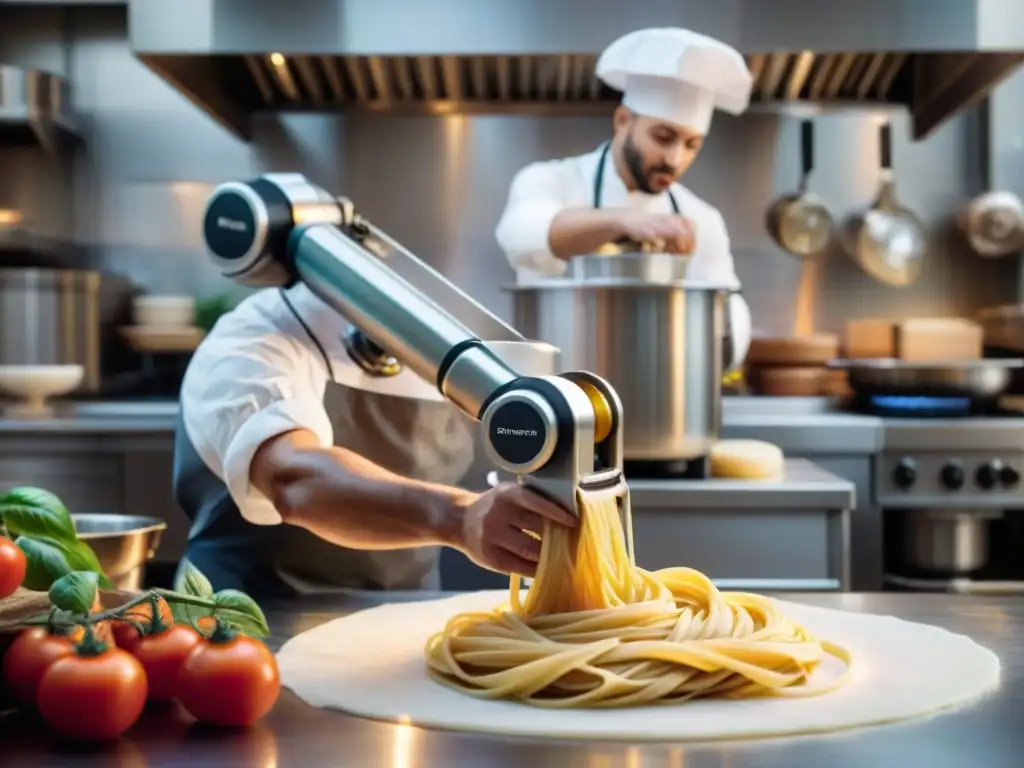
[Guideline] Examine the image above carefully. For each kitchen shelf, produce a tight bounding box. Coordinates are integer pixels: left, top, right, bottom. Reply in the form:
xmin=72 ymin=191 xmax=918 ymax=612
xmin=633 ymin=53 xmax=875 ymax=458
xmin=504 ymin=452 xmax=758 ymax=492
xmin=0 ymin=111 xmax=79 ymax=154
xmin=0 ymin=227 xmax=85 ymax=265
xmin=0 ymin=65 xmax=82 ymax=156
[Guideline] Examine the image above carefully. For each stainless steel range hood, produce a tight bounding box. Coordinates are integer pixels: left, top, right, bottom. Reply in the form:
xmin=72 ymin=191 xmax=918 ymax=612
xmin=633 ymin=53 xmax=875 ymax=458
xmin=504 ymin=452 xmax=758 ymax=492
xmin=0 ymin=65 xmax=79 ymax=154
xmin=129 ymin=0 xmax=1024 ymax=142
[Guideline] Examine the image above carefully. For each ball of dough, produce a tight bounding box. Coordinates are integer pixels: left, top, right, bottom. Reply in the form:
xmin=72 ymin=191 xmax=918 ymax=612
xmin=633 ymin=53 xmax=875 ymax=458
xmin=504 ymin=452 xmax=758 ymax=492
xmin=710 ymin=440 xmax=784 ymax=480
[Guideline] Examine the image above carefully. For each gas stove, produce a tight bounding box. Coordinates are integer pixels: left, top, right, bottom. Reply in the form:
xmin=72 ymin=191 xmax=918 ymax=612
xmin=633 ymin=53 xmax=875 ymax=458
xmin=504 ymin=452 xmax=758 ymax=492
xmin=843 ymin=395 xmax=1024 ymax=486
xmin=852 ymin=395 xmax=1024 ymax=594
xmin=865 ymin=396 xmax=1024 ymax=509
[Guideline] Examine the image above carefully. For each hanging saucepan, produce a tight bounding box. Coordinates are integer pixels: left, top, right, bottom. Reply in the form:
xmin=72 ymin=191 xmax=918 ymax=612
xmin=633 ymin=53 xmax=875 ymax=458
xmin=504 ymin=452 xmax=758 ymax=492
xmin=958 ymin=190 xmax=1024 ymax=258
xmin=766 ymin=119 xmax=835 ymax=259
xmin=842 ymin=121 xmax=928 ymax=286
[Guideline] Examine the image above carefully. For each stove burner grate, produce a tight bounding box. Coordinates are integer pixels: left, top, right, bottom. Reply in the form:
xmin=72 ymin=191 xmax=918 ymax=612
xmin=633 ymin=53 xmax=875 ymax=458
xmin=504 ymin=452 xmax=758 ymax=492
xmin=865 ymin=394 xmax=974 ymax=417
xmin=846 ymin=393 xmax=1024 ymax=418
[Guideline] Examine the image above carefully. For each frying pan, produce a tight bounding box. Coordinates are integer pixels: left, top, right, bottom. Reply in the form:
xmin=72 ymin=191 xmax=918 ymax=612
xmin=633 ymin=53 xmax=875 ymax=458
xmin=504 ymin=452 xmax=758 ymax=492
xmin=842 ymin=122 xmax=928 ymax=286
xmin=828 ymin=358 xmax=1023 ymax=399
xmin=766 ymin=120 xmax=835 ymax=259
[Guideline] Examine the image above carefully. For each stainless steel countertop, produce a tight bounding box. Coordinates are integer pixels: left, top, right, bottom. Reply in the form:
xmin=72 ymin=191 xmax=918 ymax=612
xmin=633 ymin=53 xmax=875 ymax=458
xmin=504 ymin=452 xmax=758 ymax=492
xmin=1 ymin=591 xmax=1017 ymax=766
xmin=0 ymin=401 xmax=179 ymax=433
xmin=722 ymin=397 xmax=883 ymax=454
xmin=631 ymin=458 xmax=854 ymax=509
xmin=0 ymin=397 xmax=880 ymax=442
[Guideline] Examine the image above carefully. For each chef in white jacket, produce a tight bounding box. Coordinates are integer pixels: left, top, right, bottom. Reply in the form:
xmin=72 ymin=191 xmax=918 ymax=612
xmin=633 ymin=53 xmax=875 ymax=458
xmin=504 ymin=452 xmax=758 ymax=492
xmin=173 ymin=282 xmax=575 ymax=599
xmin=496 ymin=27 xmax=753 ymax=340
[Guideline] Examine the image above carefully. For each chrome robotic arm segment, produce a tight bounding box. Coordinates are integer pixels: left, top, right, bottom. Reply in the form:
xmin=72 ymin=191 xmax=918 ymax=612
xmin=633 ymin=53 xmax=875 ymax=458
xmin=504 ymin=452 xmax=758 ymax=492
xmin=200 ymin=173 xmax=627 ymax=516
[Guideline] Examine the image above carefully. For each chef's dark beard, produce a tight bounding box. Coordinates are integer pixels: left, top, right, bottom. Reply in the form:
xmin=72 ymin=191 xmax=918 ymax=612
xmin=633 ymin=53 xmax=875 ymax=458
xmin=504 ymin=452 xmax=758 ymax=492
xmin=622 ymin=127 xmax=676 ymax=194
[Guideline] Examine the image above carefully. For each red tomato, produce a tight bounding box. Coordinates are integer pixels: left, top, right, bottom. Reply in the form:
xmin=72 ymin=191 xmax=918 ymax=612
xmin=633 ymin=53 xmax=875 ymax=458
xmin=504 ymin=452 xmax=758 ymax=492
xmin=132 ymin=624 xmax=201 ymax=701
xmin=111 ymin=597 xmax=174 ymax=653
xmin=178 ymin=635 xmax=281 ymax=726
xmin=37 ymin=647 xmax=148 ymax=741
xmin=1 ymin=627 xmax=74 ymax=704
xmin=0 ymin=537 xmax=26 ymax=599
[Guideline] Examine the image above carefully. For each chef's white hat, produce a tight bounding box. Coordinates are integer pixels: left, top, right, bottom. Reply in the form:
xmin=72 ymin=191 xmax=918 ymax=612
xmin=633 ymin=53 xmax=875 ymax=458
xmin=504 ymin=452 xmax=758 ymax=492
xmin=596 ymin=28 xmax=753 ymax=134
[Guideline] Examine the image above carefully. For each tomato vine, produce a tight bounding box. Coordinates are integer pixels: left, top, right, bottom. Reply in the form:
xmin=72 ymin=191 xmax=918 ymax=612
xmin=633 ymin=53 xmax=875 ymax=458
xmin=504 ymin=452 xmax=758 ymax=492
xmin=7 ymin=564 xmax=269 ymax=641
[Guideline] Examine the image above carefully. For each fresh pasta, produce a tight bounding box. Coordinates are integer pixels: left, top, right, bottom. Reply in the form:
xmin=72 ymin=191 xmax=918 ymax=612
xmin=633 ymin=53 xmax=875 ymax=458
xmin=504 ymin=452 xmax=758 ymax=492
xmin=425 ymin=486 xmax=851 ymax=708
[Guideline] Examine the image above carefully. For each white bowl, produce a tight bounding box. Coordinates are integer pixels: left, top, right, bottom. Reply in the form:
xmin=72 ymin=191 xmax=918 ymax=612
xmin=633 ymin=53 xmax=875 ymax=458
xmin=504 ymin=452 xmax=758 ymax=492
xmin=133 ymin=295 xmax=195 ymax=328
xmin=0 ymin=365 xmax=84 ymax=417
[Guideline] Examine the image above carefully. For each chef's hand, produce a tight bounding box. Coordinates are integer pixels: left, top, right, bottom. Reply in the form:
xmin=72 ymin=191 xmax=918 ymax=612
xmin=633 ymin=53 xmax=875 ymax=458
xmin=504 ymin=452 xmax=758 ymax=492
xmin=455 ymin=482 xmax=577 ymax=576
xmin=618 ymin=211 xmax=696 ymax=254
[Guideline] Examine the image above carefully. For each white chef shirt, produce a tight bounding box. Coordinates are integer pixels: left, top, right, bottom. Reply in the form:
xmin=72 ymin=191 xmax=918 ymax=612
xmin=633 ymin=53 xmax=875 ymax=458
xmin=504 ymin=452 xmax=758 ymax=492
xmin=179 ymin=283 xmax=444 ymax=528
xmin=495 ymin=144 xmax=740 ymax=289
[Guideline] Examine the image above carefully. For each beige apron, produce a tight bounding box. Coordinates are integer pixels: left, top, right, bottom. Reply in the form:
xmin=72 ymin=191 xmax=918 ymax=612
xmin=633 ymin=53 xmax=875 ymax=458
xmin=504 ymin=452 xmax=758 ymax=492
xmin=271 ymin=381 xmax=477 ymax=593
xmin=174 ymin=299 xmax=477 ymax=596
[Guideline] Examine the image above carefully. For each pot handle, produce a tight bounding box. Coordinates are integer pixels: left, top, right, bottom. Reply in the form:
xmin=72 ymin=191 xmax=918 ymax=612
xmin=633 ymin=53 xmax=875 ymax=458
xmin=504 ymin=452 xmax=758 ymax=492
xmin=724 ymin=292 xmax=752 ymax=374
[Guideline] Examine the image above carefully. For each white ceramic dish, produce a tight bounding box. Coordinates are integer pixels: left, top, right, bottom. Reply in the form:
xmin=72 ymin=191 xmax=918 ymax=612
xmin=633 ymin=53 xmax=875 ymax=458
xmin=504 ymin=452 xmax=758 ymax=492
xmin=133 ymin=295 xmax=196 ymax=327
xmin=0 ymin=364 xmax=84 ymax=417
xmin=119 ymin=325 xmax=205 ymax=353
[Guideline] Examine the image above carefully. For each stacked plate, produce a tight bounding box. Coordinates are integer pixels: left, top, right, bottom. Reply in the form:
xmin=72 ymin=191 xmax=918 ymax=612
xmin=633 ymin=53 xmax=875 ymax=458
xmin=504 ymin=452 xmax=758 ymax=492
xmin=119 ymin=295 xmax=206 ymax=353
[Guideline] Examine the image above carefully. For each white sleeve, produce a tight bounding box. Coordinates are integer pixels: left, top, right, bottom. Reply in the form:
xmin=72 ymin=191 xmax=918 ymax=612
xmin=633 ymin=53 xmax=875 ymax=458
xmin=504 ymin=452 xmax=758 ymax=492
xmin=688 ymin=209 xmax=741 ymax=290
xmin=494 ymin=162 xmax=569 ymax=277
xmin=180 ymin=320 xmax=333 ymax=526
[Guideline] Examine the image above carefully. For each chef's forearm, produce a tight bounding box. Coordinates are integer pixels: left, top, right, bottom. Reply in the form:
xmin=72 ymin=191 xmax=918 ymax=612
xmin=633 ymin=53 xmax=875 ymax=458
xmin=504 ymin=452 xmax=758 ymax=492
xmin=249 ymin=430 xmax=469 ymax=550
xmin=547 ymin=209 xmax=627 ymax=260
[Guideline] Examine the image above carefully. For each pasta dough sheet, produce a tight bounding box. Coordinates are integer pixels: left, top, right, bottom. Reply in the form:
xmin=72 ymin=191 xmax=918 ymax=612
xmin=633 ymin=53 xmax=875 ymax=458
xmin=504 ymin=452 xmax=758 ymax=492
xmin=276 ymin=591 xmax=1000 ymax=742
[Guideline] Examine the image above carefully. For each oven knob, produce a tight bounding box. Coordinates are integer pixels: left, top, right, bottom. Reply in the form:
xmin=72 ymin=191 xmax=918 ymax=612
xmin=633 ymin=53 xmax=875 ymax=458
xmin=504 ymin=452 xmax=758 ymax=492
xmin=1001 ymin=464 xmax=1021 ymax=488
xmin=892 ymin=458 xmax=917 ymax=490
xmin=941 ymin=461 xmax=966 ymax=491
xmin=975 ymin=461 xmax=1003 ymax=490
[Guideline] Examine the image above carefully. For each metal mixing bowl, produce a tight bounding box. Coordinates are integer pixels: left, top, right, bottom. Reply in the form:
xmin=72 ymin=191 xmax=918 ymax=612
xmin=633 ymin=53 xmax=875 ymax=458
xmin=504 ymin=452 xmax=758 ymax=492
xmin=72 ymin=514 xmax=167 ymax=590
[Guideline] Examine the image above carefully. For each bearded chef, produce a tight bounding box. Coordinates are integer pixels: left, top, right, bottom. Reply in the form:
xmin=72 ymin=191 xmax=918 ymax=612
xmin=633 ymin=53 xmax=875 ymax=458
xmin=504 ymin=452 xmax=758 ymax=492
xmin=496 ymin=27 xmax=753 ymax=344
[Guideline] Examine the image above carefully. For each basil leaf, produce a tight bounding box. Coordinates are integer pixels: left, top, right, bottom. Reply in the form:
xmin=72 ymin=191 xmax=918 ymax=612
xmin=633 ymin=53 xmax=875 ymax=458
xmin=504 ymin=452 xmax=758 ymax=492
xmin=63 ymin=540 xmax=112 ymax=589
xmin=15 ymin=536 xmax=110 ymax=591
xmin=174 ymin=561 xmax=214 ymax=598
xmin=213 ymin=589 xmax=269 ymax=637
xmin=0 ymin=487 xmax=72 ymax=521
xmin=16 ymin=536 xmax=74 ymax=591
xmin=0 ymin=487 xmax=76 ymax=544
xmin=48 ymin=571 xmax=99 ymax=615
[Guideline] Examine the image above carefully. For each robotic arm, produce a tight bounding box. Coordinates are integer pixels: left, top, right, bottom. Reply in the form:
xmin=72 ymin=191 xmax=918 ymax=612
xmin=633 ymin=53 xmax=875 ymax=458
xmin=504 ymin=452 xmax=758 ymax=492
xmin=201 ymin=173 xmax=627 ymax=517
